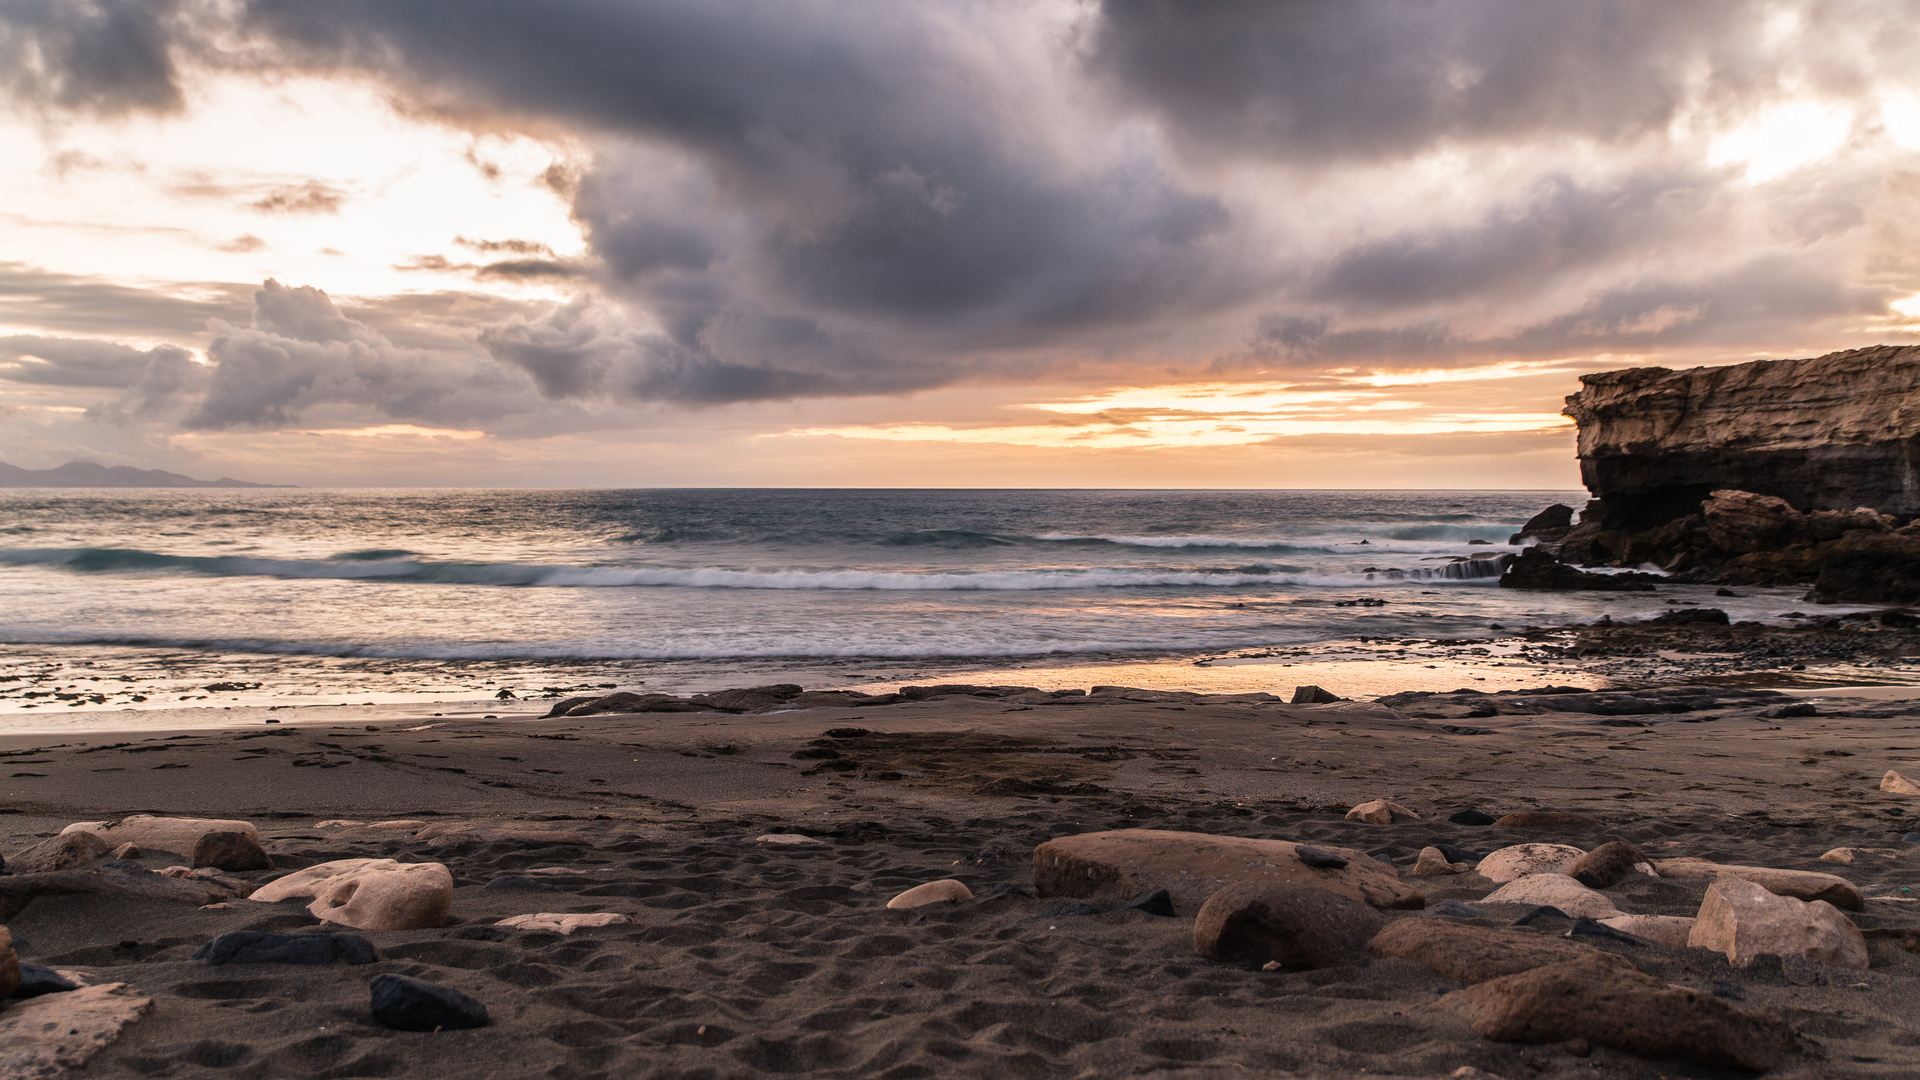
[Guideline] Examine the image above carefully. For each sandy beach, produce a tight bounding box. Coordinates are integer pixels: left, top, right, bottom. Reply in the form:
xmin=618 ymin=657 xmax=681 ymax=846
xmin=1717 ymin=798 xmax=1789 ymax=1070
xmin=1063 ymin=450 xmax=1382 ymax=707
xmin=6 ymin=619 xmax=1920 ymax=1079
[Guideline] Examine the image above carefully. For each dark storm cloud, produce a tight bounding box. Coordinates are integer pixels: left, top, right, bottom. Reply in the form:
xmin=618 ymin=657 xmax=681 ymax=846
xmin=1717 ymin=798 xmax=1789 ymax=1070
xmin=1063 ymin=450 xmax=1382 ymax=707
xmin=1 ymin=0 xmax=1915 ymax=423
xmin=0 ymin=0 xmax=183 ymax=115
xmin=1086 ymin=0 xmax=1908 ymax=162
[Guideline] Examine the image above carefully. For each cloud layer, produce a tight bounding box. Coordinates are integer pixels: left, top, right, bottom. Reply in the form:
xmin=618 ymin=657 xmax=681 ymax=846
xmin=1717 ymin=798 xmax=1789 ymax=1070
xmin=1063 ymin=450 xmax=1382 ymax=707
xmin=1 ymin=0 xmax=1918 ymax=441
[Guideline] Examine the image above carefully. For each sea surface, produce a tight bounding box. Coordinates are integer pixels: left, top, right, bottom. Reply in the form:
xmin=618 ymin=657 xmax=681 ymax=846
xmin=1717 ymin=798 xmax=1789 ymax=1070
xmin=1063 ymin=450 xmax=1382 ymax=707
xmin=0 ymin=488 xmax=1838 ymax=726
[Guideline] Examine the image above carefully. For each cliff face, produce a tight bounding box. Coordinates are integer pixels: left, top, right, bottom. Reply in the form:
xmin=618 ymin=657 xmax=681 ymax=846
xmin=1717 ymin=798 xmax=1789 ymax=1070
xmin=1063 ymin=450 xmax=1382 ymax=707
xmin=1562 ymin=345 xmax=1920 ymax=528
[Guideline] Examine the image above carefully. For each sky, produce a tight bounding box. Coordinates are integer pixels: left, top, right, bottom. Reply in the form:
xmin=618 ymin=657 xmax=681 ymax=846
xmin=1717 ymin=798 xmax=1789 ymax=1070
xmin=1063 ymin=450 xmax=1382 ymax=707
xmin=1 ymin=0 xmax=1918 ymax=488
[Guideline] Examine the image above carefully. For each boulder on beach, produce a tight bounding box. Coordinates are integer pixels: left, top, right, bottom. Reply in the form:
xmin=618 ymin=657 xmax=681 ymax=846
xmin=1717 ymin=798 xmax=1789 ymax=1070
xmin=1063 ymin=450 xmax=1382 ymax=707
xmin=1437 ymin=954 xmax=1794 ymax=1072
xmin=1653 ymin=857 xmax=1863 ymax=910
xmin=1192 ymin=882 xmax=1383 ymax=969
xmin=192 ymin=930 xmax=377 ymax=966
xmin=1480 ymin=874 xmax=1622 ymax=919
xmin=886 ymin=879 xmax=973 ymax=909
xmin=63 ymin=815 xmax=259 ymax=857
xmin=1600 ymin=915 xmax=1697 ymax=948
xmin=1410 ymin=846 xmax=1471 ymax=876
xmin=1 ymin=925 xmax=19 ymax=1001
xmin=10 ymin=830 xmax=110 ymax=874
xmin=193 ymin=831 xmax=272 ymax=872
xmin=1882 ymin=769 xmax=1920 ymax=796
xmin=1368 ymin=918 xmax=1606 ymax=983
xmin=1344 ymin=799 xmax=1419 ymax=825
xmin=369 ymin=973 xmax=487 ymax=1032
xmin=1475 ymin=843 xmax=1584 ymax=884
xmin=1032 ymin=829 xmax=1423 ymax=914
xmin=0 ymin=982 xmax=154 ymax=1076
xmin=1290 ymin=684 xmax=1344 ymax=704
xmin=250 ymin=859 xmax=453 ymax=932
xmin=1689 ymin=876 xmax=1868 ymax=970
xmin=1567 ymin=841 xmax=1650 ymax=889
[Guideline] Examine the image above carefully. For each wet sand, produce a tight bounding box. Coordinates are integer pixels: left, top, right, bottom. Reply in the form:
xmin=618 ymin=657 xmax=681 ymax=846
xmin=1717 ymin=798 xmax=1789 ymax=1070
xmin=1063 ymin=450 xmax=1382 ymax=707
xmin=7 ymin=631 xmax=1920 ymax=1078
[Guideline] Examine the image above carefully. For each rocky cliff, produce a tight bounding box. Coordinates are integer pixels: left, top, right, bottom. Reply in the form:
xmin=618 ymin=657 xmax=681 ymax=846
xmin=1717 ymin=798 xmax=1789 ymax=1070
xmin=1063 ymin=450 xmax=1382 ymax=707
xmin=1562 ymin=344 xmax=1920 ymax=529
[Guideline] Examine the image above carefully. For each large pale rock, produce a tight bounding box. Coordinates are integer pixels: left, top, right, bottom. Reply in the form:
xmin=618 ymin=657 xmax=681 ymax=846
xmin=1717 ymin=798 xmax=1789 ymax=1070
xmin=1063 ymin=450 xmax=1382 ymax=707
xmin=1475 ymin=844 xmax=1585 ymax=884
xmin=10 ymin=831 xmax=110 ymax=874
xmin=886 ymin=879 xmax=972 ymax=909
xmin=1820 ymin=847 xmax=1900 ymax=864
xmin=63 ymin=815 xmax=259 ymax=856
xmin=250 ymin=859 xmax=453 ymax=931
xmin=1344 ymin=799 xmax=1419 ymax=824
xmin=1438 ymin=955 xmax=1794 ymax=1071
xmin=1 ymin=925 xmax=18 ymax=1001
xmin=1369 ymin=918 xmax=1605 ymax=983
xmin=494 ymin=912 xmax=633 ymax=935
xmin=1653 ymin=858 xmax=1863 ymax=910
xmin=1481 ymin=874 xmax=1622 ymax=919
xmin=0 ymin=983 xmax=154 ymax=1076
xmin=1883 ymin=769 xmax=1920 ymax=796
xmin=1192 ymin=882 xmax=1384 ymax=968
xmin=1600 ymin=915 xmax=1696 ymax=948
xmin=1032 ymin=829 xmax=1424 ymax=914
xmin=1689 ymin=876 xmax=1869 ymax=971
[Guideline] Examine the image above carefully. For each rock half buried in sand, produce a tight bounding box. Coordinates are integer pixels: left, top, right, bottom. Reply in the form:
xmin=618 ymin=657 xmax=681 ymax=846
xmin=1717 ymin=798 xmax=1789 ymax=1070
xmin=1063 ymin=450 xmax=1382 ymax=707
xmin=1567 ymin=841 xmax=1650 ymax=889
xmin=193 ymin=930 xmax=377 ymax=966
xmin=1293 ymin=845 xmax=1348 ymax=869
xmin=1820 ymin=847 xmax=1900 ymax=864
xmin=193 ymin=831 xmax=272 ymax=873
xmin=1369 ymin=918 xmax=1609 ymax=983
xmin=9 ymin=830 xmax=110 ymax=874
xmin=1344 ymin=799 xmax=1419 ymax=825
xmin=1475 ymin=843 xmax=1585 ymax=884
xmin=1689 ymin=876 xmax=1869 ymax=970
xmin=1436 ymin=954 xmax=1794 ymax=1072
xmin=1492 ymin=811 xmax=1599 ymax=829
xmin=494 ymin=912 xmax=634 ymax=935
xmin=1449 ymin=810 xmax=1497 ymax=826
xmin=369 ymin=973 xmax=487 ymax=1031
xmin=250 ymin=859 xmax=454 ymax=932
xmin=1481 ymin=874 xmax=1623 ymax=919
xmin=63 ymin=815 xmax=259 ymax=856
xmin=754 ymin=833 xmax=827 ymax=846
xmin=1193 ymin=882 xmax=1384 ymax=969
xmin=1600 ymin=915 xmax=1697 ymax=948
xmin=1290 ymin=684 xmax=1344 ymax=704
xmin=0 ymin=982 xmax=154 ymax=1074
xmin=1882 ymin=769 xmax=1920 ymax=795
xmin=1653 ymin=857 xmax=1863 ymax=910
xmin=15 ymin=962 xmax=81 ymax=998
xmin=887 ymin=879 xmax=973 ymax=909
xmin=1032 ymin=829 xmax=1423 ymax=914
xmin=1410 ymin=846 xmax=1472 ymax=876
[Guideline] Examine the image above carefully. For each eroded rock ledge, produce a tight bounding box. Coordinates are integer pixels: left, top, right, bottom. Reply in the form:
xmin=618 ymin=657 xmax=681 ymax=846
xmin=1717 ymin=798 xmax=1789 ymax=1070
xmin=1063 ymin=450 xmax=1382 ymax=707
xmin=1512 ymin=346 xmax=1920 ymax=602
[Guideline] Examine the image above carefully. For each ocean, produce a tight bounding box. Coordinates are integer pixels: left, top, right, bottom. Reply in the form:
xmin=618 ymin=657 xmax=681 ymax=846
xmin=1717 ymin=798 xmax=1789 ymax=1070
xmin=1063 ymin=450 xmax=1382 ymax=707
xmin=0 ymin=487 xmax=1826 ymax=725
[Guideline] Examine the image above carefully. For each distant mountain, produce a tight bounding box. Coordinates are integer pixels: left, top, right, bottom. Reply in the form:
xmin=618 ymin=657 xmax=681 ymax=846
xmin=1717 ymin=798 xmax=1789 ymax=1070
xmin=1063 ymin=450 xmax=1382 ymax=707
xmin=0 ymin=460 xmax=286 ymax=488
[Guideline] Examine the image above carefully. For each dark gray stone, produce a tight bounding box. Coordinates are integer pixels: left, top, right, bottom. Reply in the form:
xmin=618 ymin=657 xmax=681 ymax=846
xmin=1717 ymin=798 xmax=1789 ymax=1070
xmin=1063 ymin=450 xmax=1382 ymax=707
xmin=194 ymin=931 xmax=377 ymax=966
xmin=13 ymin=963 xmax=79 ymax=998
xmin=1449 ymin=810 xmax=1497 ymax=826
xmin=369 ymin=973 xmax=487 ymax=1031
xmin=1122 ymin=888 xmax=1176 ymax=917
xmin=1293 ymin=846 xmax=1349 ymax=869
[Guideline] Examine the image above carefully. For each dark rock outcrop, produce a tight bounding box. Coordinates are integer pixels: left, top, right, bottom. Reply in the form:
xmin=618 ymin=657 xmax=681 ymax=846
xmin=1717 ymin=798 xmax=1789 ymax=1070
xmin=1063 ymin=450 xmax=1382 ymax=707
xmin=1498 ymin=547 xmax=1654 ymax=591
xmin=1509 ymin=503 xmax=1574 ymax=544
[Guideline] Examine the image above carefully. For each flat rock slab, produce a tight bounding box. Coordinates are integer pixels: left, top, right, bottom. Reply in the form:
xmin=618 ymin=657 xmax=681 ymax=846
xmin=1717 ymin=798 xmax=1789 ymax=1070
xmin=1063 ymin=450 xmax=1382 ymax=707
xmin=1690 ymin=876 xmax=1869 ymax=970
xmin=494 ymin=913 xmax=634 ymax=934
xmin=0 ymin=982 xmax=154 ymax=1078
xmin=1481 ymin=874 xmax=1622 ymax=919
xmin=1370 ymin=918 xmax=1607 ymax=983
xmin=62 ymin=816 xmax=258 ymax=856
xmin=415 ymin=825 xmax=590 ymax=846
xmin=1032 ymin=829 xmax=1423 ymax=914
xmin=9 ymin=832 xmax=110 ymax=875
xmin=1600 ymin=915 xmax=1697 ymax=948
xmin=1654 ymin=857 xmax=1863 ymax=910
xmin=1435 ymin=954 xmax=1794 ymax=1072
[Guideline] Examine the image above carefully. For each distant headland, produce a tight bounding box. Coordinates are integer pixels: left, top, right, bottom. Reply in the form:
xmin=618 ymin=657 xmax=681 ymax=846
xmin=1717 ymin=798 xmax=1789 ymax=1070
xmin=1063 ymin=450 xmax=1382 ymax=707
xmin=0 ymin=460 xmax=286 ymax=488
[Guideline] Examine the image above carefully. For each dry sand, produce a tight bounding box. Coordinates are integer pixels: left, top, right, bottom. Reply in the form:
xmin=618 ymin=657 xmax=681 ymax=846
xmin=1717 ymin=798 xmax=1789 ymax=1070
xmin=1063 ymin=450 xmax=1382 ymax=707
xmin=5 ymin=670 xmax=1920 ymax=1078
